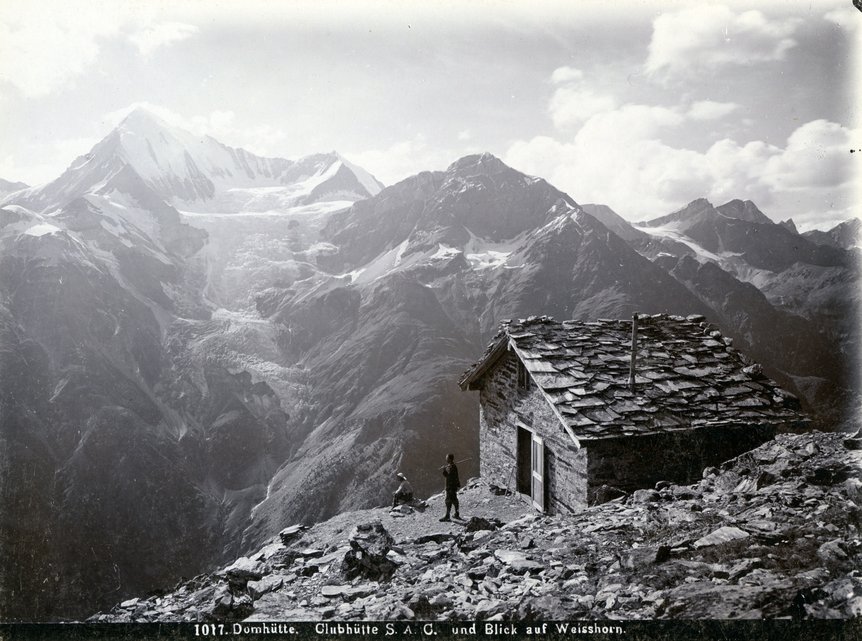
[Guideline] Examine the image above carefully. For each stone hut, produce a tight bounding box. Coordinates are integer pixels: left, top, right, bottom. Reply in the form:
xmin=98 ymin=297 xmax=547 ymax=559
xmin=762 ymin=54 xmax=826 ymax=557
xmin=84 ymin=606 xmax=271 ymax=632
xmin=458 ymin=314 xmax=808 ymax=514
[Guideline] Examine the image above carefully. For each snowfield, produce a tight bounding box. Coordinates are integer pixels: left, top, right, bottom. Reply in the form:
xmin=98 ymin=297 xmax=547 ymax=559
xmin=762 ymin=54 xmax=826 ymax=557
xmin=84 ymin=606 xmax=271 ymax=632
xmin=23 ymin=223 xmax=62 ymax=237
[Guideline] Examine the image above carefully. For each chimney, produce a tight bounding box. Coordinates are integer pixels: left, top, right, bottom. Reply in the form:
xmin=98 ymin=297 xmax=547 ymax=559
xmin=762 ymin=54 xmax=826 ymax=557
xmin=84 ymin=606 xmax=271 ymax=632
xmin=629 ymin=313 xmax=639 ymax=392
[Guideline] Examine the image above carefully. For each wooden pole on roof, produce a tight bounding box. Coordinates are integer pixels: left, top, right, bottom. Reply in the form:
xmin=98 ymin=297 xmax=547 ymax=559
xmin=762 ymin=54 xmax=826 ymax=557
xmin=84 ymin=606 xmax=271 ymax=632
xmin=629 ymin=313 xmax=639 ymax=392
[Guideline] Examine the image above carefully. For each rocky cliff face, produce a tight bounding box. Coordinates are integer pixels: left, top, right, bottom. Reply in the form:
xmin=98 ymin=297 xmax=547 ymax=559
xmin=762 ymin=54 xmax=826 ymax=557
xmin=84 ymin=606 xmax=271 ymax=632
xmin=804 ymin=218 xmax=862 ymax=251
xmin=91 ymin=431 xmax=861 ymax=621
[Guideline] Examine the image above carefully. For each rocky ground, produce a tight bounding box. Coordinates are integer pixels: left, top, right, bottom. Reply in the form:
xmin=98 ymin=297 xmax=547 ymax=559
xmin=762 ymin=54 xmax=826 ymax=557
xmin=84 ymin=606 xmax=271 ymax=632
xmin=90 ymin=430 xmax=861 ymax=622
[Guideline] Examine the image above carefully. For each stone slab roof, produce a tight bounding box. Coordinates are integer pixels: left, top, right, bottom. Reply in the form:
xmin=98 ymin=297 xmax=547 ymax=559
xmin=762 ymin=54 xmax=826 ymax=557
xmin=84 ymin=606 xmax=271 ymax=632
xmin=459 ymin=314 xmax=808 ymax=441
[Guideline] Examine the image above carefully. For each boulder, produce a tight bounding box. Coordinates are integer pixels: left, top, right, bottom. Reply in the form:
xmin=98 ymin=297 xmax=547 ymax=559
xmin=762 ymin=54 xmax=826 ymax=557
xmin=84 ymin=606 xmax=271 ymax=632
xmin=844 ymin=478 xmax=862 ymax=506
xmin=203 ymin=584 xmax=253 ymax=622
xmin=632 ymin=489 xmax=661 ymax=503
xmin=693 ymin=526 xmax=749 ymax=549
xmin=515 ymin=595 xmax=569 ymax=620
xmin=342 ymin=521 xmax=397 ymax=581
xmin=464 ymin=516 xmax=502 ymax=532
xmin=494 ymin=550 xmax=544 ymax=574
xmin=247 ymin=575 xmax=284 ymax=600
xmin=279 ymin=524 xmax=306 ymax=546
xmin=474 ymin=598 xmax=505 ymax=620
xmin=221 ymin=557 xmax=266 ymax=584
xmin=817 ymin=540 xmax=848 ymax=564
xmin=594 ymin=485 xmax=627 ymax=503
xmin=413 ymin=532 xmax=456 ymax=545
xmin=321 ymin=584 xmax=350 ymax=598
xmin=619 ymin=546 xmax=666 ymax=569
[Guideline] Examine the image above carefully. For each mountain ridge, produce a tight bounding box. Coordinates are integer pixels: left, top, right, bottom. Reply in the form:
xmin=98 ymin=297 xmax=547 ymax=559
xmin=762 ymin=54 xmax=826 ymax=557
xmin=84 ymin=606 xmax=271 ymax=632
xmin=3 ymin=108 xmax=384 ymax=215
xmin=1 ymin=117 xmax=858 ymax=622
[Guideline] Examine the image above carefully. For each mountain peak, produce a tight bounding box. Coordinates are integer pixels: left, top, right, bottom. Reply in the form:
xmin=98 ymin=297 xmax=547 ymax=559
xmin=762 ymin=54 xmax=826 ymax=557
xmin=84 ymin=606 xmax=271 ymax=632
xmin=6 ymin=111 xmax=383 ymax=213
xmin=446 ymin=152 xmax=510 ymax=176
xmin=114 ymin=108 xmax=182 ymax=142
xmin=120 ymin=106 xmax=170 ymax=127
xmin=779 ymin=218 xmax=798 ymax=234
xmin=681 ymin=197 xmax=714 ymax=211
xmin=640 ymin=198 xmax=716 ymax=229
xmin=716 ymin=199 xmax=772 ymax=225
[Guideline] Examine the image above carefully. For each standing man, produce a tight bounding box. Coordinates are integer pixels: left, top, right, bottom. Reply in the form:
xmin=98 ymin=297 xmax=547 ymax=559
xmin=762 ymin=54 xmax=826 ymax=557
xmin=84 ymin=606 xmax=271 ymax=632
xmin=440 ymin=453 xmax=461 ymax=522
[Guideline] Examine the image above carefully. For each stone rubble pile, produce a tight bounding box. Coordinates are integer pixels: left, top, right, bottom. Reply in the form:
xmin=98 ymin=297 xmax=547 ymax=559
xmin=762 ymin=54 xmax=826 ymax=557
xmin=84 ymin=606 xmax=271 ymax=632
xmin=90 ymin=431 xmax=860 ymax=622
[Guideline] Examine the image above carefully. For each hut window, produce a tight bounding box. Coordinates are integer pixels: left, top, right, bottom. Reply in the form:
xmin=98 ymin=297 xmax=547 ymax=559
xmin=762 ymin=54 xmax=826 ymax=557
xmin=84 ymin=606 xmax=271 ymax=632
xmin=517 ymin=360 xmax=531 ymax=390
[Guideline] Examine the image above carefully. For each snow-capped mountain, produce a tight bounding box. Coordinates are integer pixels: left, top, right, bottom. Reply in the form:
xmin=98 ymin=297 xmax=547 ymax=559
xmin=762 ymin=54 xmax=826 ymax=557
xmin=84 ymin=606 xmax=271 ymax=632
xmin=0 ymin=113 xmax=386 ymax=621
xmin=4 ymin=108 xmax=383 ymax=214
xmin=1 ymin=114 xmax=857 ymax=624
xmin=580 ymin=199 xmax=859 ymax=427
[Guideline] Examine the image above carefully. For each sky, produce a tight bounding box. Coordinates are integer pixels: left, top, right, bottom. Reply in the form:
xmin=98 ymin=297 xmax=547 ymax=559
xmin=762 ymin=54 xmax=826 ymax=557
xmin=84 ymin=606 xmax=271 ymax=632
xmin=0 ymin=0 xmax=858 ymax=229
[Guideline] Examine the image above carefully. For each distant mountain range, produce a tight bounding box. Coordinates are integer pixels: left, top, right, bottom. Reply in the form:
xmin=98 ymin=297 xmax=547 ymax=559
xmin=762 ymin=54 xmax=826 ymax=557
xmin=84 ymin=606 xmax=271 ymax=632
xmin=8 ymin=108 xmax=382 ymax=215
xmin=0 ymin=110 xmax=858 ymax=621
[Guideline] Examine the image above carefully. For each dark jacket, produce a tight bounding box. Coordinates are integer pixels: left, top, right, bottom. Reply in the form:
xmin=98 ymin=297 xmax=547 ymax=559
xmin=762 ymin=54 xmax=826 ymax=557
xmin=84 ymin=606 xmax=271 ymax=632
xmin=443 ymin=463 xmax=460 ymax=491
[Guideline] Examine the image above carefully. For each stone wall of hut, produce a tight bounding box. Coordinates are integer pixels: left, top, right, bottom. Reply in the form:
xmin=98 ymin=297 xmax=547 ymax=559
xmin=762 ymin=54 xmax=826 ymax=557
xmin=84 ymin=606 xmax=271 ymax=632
xmin=479 ymin=349 xmax=588 ymax=514
xmin=583 ymin=423 xmax=775 ymax=503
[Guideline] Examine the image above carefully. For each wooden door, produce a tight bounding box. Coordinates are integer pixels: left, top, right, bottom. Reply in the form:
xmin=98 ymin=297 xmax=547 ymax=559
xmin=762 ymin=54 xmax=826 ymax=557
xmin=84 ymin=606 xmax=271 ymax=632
xmin=531 ymin=433 xmax=545 ymax=512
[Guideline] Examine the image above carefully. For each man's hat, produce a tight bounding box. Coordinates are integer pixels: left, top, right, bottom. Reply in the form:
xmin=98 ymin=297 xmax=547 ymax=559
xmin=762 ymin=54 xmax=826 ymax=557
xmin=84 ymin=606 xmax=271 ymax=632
xmin=396 ymin=472 xmax=406 ymax=480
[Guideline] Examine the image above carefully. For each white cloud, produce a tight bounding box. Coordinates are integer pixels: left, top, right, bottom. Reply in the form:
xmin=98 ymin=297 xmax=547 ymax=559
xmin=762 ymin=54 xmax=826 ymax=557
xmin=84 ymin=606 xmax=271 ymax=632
xmin=505 ymin=55 xmax=854 ymax=227
xmin=0 ymin=2 xmax=124 ymax=97
xmin=0 ymin=3 xmax=200 ymax=97
xmin=546 ymin=67 xmax=618 ymax=131
xmin=761 ymin=119 xmax=854 ymax=191
xmin=344 ymin=135 xmax=468 ymax=186
xmin=550 ymin=86 xmax=618 ymax=131
xmin=505 ymin=110 xmax=857 ymax=226
xmin=130 ymin=22 xmax=198 ymax=56
xmin=550 ymin=66 xmax=584 ymax=85
xmin=0 ymin=136 xmax=100 ymax=185
xmin=645 ymin=5 xmax=800 ymax=79
xmin=574 ymin=104 xmax=684 ymax=144
xmin=687 ymin=100 xmax=739 ymax=121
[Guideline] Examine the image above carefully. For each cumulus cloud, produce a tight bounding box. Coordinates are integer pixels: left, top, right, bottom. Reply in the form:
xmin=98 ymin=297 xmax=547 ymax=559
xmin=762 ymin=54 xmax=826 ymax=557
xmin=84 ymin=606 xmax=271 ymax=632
xmin=550 ymin=86 xmax=619 ymax=131
xmin=0 ymin=3 xmax=200 ymax=97
xmin=0 ymin=2 xmax=123 ymax=97
xmin=546 ymin=67 xmax=618 ymax=131
xmin=130 ymin=22 xmax=198 ymax=56
xmin=687 ymin=100 xmax=740 ymax=121
xmin=505 ymin=111 xmax=856 ymax=225
xmin=504 ymin=55 xmax=855 ymax=227
xmin=344 ymin=135 xmax=468 ymax=187
xmin=550 ymin=66 xmax=584 ymax=84
xmin=761 ymin=119 xmax=855 ymax=192
xmin=645 ymin=5 xmax=800 ymax=79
